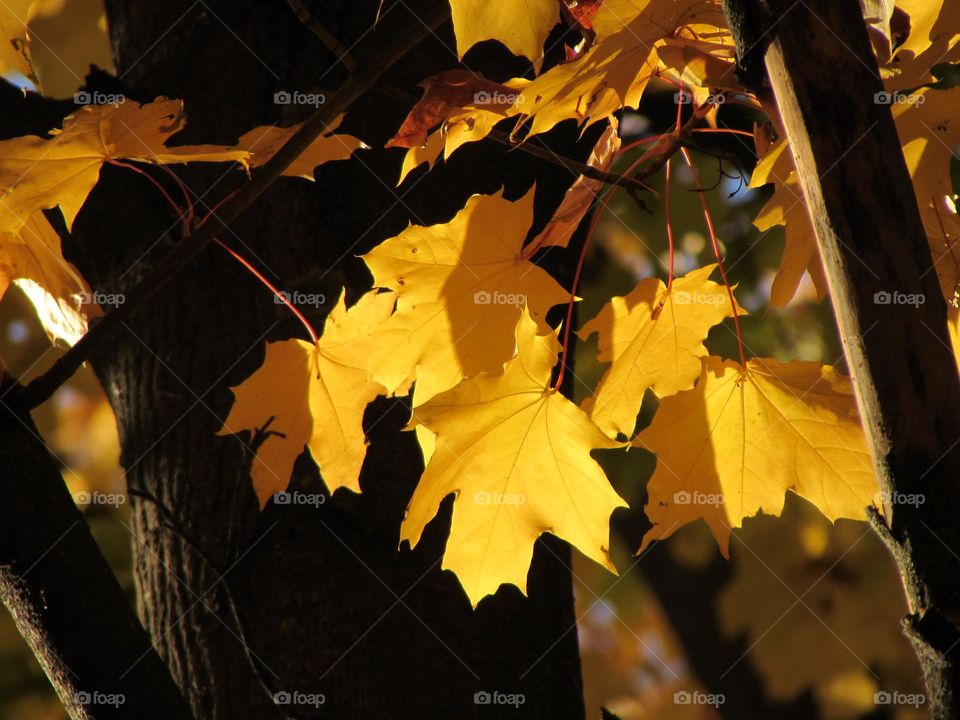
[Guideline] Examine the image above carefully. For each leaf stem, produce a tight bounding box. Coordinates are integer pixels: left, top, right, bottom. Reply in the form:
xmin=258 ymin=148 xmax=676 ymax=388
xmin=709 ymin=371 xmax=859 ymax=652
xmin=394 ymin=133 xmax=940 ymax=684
xmin=680 ymin=147 xmax=747 ymax=366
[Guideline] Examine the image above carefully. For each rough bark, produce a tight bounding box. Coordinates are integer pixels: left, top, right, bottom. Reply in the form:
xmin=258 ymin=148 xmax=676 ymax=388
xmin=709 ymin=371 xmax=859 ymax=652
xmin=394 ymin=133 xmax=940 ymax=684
xmin=729 ymin=0 xmax=960 ymax=716
xmin=53 ymin=1 xmax=590 ymax=718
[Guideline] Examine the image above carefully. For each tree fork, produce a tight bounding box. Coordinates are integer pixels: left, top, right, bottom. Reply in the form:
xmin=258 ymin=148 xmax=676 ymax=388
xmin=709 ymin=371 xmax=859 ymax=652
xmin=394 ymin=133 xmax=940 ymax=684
xmin=723 ymin=0 xmax=960 ymax=716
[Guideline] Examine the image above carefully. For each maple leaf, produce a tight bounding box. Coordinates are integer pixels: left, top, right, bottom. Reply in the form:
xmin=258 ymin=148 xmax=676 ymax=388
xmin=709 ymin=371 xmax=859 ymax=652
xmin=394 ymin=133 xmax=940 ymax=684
xmin=578 ymin=265 xmax=743 ymax=438
xmin=219 ymin=290 xmax=395 ymax=508
xmin=880 ymin=0 xmax=960 ymax=89
xmin=385 ymin=70 xmax=523 ymax=150
xmin=448 ymin=0 xmax=559 ymax=67
xmin=362 ymin=187 xmax=570 ymax=404
xmin=0 ymin=98 xmax=249 ymax=232
xmin=635 ymin=356 xmax=877 ymax=555
xmin=234 ymin=114 xmax=365 ymax=180
xmin=753 ymin=87 xmax=960 ymax=306
xmin=402 ymin=310 xmax=626 ymax=606
xmin=392 ymin=1 xmax=722 ymax=166
xmin=0 ymin=0 xmax=36 ymax=84
xmin=0 ymin=210 xmax=93 ymax=345
xmin=529 ymin=121 xmax=621 ymax=252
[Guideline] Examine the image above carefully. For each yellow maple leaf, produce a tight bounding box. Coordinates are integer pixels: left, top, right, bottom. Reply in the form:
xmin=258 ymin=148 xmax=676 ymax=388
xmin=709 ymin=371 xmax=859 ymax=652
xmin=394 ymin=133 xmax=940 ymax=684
xmin=219 ymin=290 xmax=395 ymax=508
xmin=417 ymin=0 xmax=722 ymax=163
xmin=892 ymin=86 xmax=960 ymax=303
xmin=234 ymin=114 xmax=365 ymax=180
xmin=402 ymin=310 xmax=627 ymax=605
xmin=0 ymin=98 xmax=250 ymax=232
xmin=635 ymin=356 xmax=877 ymax=555
xmin=578 ymin=265 xmax=743 ymax=438
xmin=448 ymin=0 xmax=559 ymax=67
xmin=880 ymin=0 xmax=960 ymax=89
xmin=752 ymin=87 xmax=960 ymax=306
xmin=362 ymin=187 xmax=570 ymax=404
xmin=0 ymin=210 xmax=93 ymax=345
xmin=0 ymin=0 xmax=37 ymax=83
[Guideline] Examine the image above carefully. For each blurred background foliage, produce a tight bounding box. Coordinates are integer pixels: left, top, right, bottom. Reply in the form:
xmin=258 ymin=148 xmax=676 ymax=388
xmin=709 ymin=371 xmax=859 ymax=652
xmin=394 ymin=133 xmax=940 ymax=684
xmin=0 ymin=2 xmax=929 ymax=718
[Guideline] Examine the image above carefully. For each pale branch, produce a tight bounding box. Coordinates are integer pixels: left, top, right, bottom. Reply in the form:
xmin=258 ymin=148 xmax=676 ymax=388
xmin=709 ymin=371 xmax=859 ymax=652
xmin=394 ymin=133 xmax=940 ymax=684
xmin=16 ymin=3 xmax=450 ymax=411
xmin=0 ymin=375 xmax=195 ymax=720
xmin=731 ymin=0 xmax=960 ymax=716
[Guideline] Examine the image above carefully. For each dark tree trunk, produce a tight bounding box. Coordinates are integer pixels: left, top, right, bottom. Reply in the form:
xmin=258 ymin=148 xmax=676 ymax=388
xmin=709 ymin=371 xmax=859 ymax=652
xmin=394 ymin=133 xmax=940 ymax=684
xmin=64 ymin=1 xmax=588 ymax=718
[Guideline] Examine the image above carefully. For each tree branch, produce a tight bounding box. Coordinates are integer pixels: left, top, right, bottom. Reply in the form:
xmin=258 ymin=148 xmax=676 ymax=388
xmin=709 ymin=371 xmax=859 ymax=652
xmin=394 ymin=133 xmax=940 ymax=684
xmin=0 ymin=374 xmax=194 ymax=719
xmin=16 ymin=3 xmax=450 ymax=410
xmin=741 ymin=0 xmax=960 ymax=716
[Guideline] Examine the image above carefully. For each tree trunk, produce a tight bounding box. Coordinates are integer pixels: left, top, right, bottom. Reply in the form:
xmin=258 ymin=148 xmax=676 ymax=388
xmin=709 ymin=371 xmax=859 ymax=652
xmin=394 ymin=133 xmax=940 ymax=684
xmin=63 ymin=1 xmax=588 ymax=718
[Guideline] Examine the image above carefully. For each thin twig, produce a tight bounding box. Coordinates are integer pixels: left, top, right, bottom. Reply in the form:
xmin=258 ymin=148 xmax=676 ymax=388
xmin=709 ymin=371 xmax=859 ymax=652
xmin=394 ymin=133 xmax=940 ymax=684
xmin=17 ymin=4 xmax=450 ymax=410
xmin=285 ymin=0 xmax=360 ymax=74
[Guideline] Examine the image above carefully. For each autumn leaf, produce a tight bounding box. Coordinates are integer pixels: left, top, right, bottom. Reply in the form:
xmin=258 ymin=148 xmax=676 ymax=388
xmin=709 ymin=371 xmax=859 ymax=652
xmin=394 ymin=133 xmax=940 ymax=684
xmin=529 ymin=121 xmax=621 ymax=252
xmin=399 ymin=1 xmax=723 ymax=164
xmin=362 ymin=187 xmax=570 ymax=404
xmin=881 ymin=0 xmax=960 ymax=88
xmin=219 ymin=290 xmax=395 ymax=508
xmin=0 ymin=210 xmax=93 ymax=345
xmin=635 ymin=356 xmax=877 ymax=555
xmin=385 ymin=69 xmax=523 ymax=150
xmin=578 ymin=265 xmax=743 ymax=438
xmin=0 ymin=0 xmax=37 ymax=84
xmin=448 ymin=0 xmax=559 ymax=67
xmin=396 ymin=129 xmax=445 ymax=186
xmin=234 ymin=114 xmax=365 ymax=180
xmin=0 ymin=98 xmax=249 ymax=232
xmin=402 ymin=310 xmax=626 ymax=605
